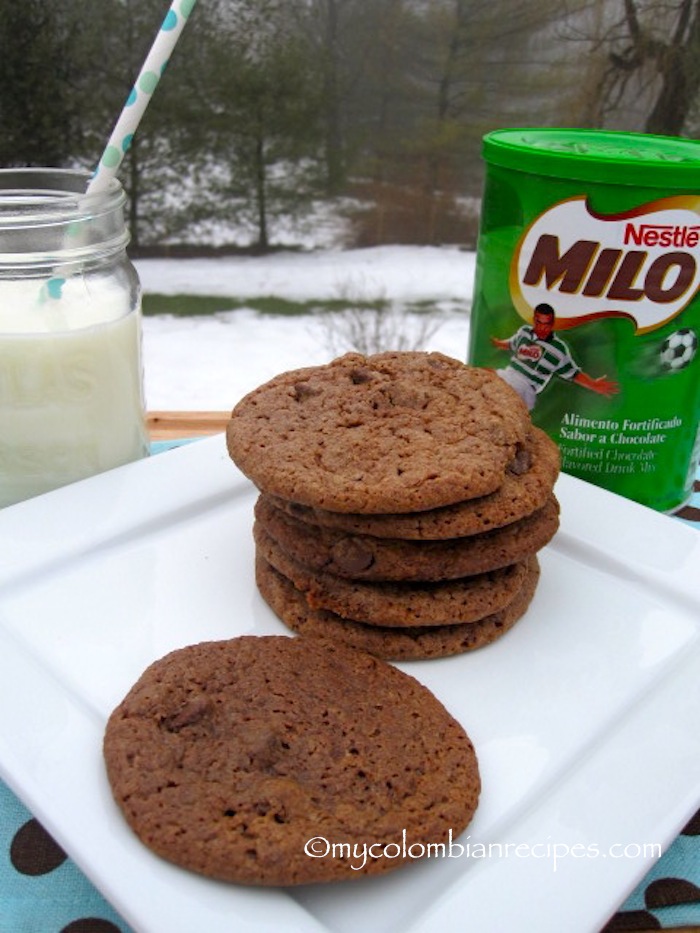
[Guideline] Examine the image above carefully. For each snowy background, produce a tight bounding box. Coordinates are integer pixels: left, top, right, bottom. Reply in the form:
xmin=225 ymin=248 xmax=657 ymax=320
xmin=136 ymin=245 xmax=476 ymax=411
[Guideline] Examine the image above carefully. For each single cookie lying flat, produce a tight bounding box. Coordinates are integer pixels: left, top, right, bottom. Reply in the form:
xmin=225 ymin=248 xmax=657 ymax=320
xmin=257 ymin=555 xmax=540 ymax=661
xmin=255 ymin=493 xmax=559 ymax=581
xmin=103 ymin=636 xmax=480 ymax=885
xmin=227 ymin=351 xmax=532 ymax=514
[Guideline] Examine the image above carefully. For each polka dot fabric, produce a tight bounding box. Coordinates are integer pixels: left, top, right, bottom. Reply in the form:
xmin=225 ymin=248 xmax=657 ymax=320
xmin=602 ymin=806 xmax=700 ymax=931
xmin=0 ymin=781 xmax=130 ymax=932
xmin=675 ymin=476 xmax=700 ymax=526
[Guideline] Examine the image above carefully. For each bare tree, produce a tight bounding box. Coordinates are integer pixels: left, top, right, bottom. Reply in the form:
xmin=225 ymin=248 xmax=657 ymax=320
xmin=584 ymin=0 xmax=700 ymax=134
xmin=320 ymin=275 xmax=446 ymax=356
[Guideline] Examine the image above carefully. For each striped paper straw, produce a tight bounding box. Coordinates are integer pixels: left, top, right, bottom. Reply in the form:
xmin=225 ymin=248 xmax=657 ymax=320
xmin=88 ymin=0 xmax=198 ymax=194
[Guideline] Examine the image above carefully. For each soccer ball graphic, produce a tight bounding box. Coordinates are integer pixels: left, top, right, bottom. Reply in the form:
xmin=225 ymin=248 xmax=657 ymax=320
xmin=659 ymin=328 xmax=698 ymax=371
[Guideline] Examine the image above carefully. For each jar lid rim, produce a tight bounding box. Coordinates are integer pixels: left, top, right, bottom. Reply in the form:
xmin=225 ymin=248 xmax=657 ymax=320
xmin=0 ymin=168 xmax=125 ymax=212
xmin=0 ymin=169 xmax=126 ymax=232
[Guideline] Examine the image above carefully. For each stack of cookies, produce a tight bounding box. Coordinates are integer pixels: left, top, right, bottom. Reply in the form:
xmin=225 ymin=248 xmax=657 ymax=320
xmin=227 ymin=351 xmax=560 ymax=661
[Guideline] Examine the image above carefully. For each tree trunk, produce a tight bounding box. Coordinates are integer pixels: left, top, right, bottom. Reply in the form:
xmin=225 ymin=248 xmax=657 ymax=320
xmin=322 ymin=0 xmax=344 ymax=195
xmin=645 ymin=2 xmax=700 ymax=134
xmin=127 ymin=138 xmax=141 ymax=250
xmin=254 ymin=128 xmax=269 ymax=251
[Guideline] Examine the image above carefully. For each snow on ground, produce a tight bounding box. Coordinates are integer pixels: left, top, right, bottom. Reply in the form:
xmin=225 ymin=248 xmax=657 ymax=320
xmin=135 ymin=245 xmax=474 ymax=303
xmin=136 ymin=246 xmax=476 ymax=410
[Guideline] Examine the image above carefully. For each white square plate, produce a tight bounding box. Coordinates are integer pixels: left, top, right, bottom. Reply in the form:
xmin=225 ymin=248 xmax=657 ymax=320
xmin=1 ymin=435 xmax=699 ymax=933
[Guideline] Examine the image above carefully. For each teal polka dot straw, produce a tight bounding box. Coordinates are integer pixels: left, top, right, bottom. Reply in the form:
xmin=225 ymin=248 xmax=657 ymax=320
xmin=88 ymin=0 xmax=198 ymax=194
xmin=39 ymin=1 xmax=196 ymax=303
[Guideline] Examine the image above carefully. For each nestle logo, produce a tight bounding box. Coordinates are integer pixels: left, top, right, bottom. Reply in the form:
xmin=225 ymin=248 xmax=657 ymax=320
xmin=624 ymin=222 xmax=700 ymax=248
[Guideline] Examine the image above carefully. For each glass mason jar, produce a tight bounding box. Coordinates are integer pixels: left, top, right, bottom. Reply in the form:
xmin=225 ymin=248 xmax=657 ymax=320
xmin=0 ymin=168 xmax=149 ymax=508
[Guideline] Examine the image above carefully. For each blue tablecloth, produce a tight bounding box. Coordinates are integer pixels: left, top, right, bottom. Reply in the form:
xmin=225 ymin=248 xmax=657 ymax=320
xmin=2 ymin=440 xmax=699 ymax=933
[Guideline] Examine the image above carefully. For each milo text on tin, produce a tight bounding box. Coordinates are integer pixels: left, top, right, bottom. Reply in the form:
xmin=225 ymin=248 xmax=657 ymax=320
xmin=512 ymin=195 xmax=700 ymax=334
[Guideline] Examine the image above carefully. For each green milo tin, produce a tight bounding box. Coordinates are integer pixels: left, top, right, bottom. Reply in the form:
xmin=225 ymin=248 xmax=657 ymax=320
xmin=468 ymin=127 xmax=700 ymax=512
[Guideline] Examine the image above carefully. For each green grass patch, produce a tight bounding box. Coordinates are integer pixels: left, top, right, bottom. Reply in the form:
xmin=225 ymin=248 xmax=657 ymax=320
xmin=142 ymin=294 xmax=234 ymax=316
xmin=142 ymin=293 xmax=394 ymax=317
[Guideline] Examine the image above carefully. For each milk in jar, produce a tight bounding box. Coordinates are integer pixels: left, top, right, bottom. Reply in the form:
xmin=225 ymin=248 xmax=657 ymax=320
xmin=0 ymin=168 xmax=148 ymax=508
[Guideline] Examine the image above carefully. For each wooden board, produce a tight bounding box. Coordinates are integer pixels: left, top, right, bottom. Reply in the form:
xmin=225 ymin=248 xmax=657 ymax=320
xmin=147 ymin=411 xmax=230 ymax=440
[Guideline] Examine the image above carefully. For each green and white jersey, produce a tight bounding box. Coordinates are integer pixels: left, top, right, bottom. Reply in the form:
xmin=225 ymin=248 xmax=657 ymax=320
xmin=507 ymin=325 xmax=580 ymax=394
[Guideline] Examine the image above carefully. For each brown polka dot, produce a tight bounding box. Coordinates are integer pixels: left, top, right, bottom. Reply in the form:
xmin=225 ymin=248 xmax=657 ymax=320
xmin=674 ymin=504 xmax=700 ymax=522
xmin=645 ymin=876 xmax=700 ymax=908
xmin=10 ymin=818 xmax=67 ymax=875
xmin=60 ymin=921 xmax=123 ymax=933
xmin=599 ymin=909 xmax=661 ymax=931
xmin=682 ymin=805 xmax=700 ymax=835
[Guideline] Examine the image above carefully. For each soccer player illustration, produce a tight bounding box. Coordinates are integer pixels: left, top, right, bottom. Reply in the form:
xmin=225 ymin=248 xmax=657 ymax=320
xmin=491 ymin=302 xmax=619 ymax=410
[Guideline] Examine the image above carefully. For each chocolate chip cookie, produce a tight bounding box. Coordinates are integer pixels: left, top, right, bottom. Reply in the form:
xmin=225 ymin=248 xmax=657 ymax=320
xmin=255 ymin=492 xmax=559 ymax=581
xmin=266 ymin=426 xmax=560 ymax=540
xmin=255 ymin=524 xmax=528 ymax=627
xmin=227 ymin=351 xmax=533 ymax=514
xmin=257 ymin=555 xmax=541 ymax=661
xmin=104 ymin=636 xmax=481 ymax=885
